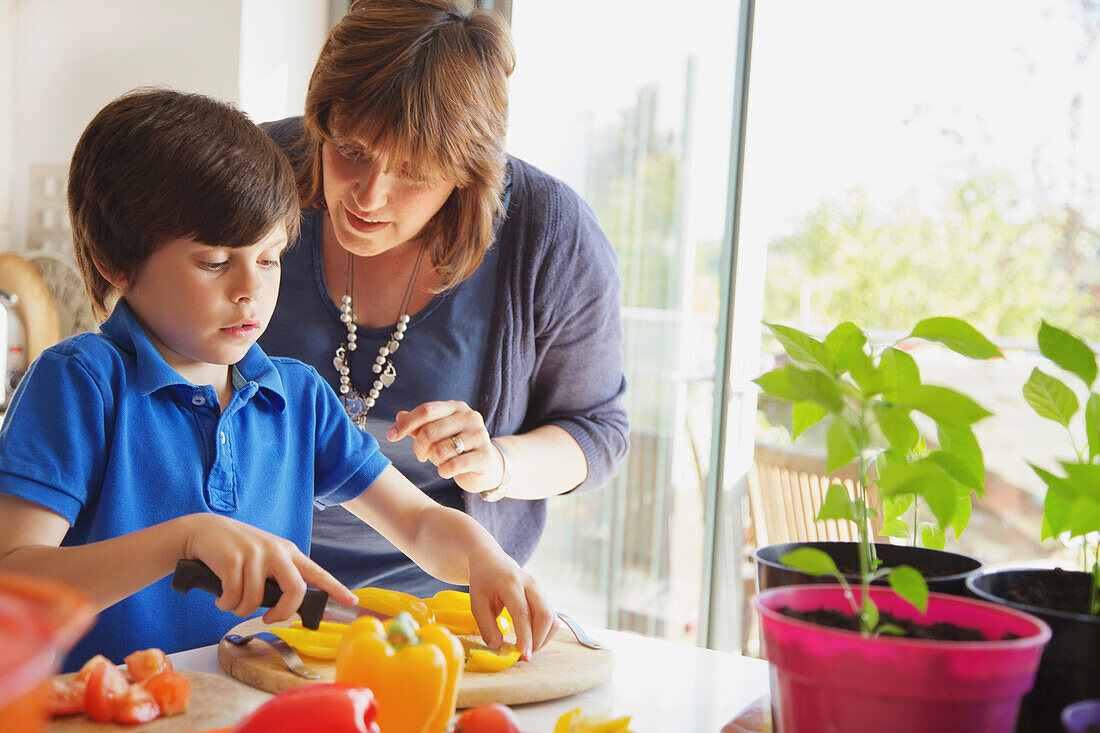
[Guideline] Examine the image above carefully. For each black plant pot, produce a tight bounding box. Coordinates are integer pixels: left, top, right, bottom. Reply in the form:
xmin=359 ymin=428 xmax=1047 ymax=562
xmin=753 ymin=541 xmax=983 ymax=596
xmin=967 ymin=568 xmax=1100 ymax=733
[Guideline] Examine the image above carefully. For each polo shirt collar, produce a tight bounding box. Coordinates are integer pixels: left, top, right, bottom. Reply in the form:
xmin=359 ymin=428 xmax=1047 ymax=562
xmin=100 ymin=299 xmax=287 ymax=409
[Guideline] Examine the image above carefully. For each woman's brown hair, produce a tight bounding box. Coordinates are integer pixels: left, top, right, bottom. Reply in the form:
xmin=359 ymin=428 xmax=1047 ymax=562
xmin=68 ymin=88 xmax=300 ymax=320
xmin=299 ymin=0 xmax=515 ymax=287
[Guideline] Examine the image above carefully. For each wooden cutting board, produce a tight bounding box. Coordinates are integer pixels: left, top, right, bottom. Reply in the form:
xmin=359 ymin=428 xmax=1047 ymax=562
xmin=47 ymin=670 xmax=272 ymax=732
xmin=219 ymin=617 xmax=615 ymax=708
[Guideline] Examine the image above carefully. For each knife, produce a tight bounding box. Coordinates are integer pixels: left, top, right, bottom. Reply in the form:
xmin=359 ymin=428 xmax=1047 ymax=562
xmin=170 ymin=559 xmax=382 ymax=629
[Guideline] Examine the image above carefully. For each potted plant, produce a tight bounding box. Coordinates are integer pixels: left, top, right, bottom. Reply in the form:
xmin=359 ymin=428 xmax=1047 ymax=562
xmin=966 ymin=321 xmax=1100 ymax=733
xmin=752 ymin=318 xmax=1052 ymax=731
xmin=753 ymin=318 xmax=998 ymax=595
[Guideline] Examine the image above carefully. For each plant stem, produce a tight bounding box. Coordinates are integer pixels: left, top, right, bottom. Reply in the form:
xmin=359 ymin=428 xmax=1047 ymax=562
xmin=858 ymin=405 xmax=873 ymax=633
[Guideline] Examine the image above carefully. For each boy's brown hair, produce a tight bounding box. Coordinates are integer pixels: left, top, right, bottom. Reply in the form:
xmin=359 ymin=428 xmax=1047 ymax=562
xmin=298 ymin=0 xmax=515 ymax=287
xmin=68 ymin=88 xmax=300 ymax=320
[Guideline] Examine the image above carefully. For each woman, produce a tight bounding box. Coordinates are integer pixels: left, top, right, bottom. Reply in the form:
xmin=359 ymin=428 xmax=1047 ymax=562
xmin=260 ymin=0 xmax=629 ymax=595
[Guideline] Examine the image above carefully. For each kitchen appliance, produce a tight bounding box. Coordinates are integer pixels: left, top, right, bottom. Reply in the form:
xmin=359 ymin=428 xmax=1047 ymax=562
xmin=0 ymin=288 xmax=27 ymax=411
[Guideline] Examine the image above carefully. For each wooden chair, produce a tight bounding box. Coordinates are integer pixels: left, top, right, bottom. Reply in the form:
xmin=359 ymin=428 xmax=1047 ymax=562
xmin=747 ymin=443 xmax=881 ymax=547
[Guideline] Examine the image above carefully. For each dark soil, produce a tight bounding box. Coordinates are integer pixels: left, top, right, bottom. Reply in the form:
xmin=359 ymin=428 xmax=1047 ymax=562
xmin=780 ymin=606 xmax=1016 ymax=641
xmin=1000 ymin=568 xmax=1093 ymax=615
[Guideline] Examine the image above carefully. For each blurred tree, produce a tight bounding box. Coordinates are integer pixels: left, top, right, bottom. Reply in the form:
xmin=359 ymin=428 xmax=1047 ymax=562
xmin=763 ymin=174 xmax=1097 ymax=340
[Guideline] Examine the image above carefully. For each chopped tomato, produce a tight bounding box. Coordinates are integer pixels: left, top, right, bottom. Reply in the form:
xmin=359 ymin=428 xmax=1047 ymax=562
xmin=140 ymin=669 xmax=191 ymax=715
xmin=46 ymin=676 xmax=86 ymax=716
xmin=125 ymin=648 xmax=173 ymax=682
xmin=84 ymin=657 xmax=129 ymax=723
xmin=113 ymin=682 xmax=161 ymax=725
xmin=455 ymin=703 xmax=523 ymax=733
xmin=73 ymin=654 xmax=113 ymax=684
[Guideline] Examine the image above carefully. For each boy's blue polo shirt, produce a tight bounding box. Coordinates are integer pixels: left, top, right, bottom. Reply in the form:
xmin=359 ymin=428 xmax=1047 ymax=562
xmin=0 ymin=301 xmax=390 ymax=670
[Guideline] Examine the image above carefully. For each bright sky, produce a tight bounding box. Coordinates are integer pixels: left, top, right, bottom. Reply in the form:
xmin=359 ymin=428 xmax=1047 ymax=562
xmin=508 ymin=0 xmax=1098 ymax=245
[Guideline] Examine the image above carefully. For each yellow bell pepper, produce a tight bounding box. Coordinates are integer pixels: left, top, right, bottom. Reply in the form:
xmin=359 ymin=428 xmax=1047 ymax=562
xmin=554 ymin=708 xmax=635 ymax=733
xmin=269 ymin=626 xmax=344 ymax=660
xmin=463 ymin=641 xmax=521 ymax=673
xmin=354 ymin=587 xmax=434 ymax=627
xmin=335 ymin=612 xmax=462 ymax=733
xmin=422 ymin=590 xmax=513 ymax=637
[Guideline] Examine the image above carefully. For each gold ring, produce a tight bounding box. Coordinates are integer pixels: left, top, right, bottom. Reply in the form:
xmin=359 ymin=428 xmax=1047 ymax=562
xmin=451 ymin=435 xmax=467 ymax=455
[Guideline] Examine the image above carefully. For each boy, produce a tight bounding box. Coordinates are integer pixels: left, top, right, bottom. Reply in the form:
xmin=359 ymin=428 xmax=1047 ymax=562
xmin=0 ymin=88 xmax=555 ymax=671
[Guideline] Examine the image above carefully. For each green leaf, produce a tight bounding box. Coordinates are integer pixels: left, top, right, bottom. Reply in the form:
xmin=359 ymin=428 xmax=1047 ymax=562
xmin=1023 ymin=368 xmax=1078 ymax=427
xmin=1087 ymin=393 xmax=1100 ymax=462
xmin=861 ymin=595 xmax=879 ymax=632
xmin=878 ymin=348 xmax=921 ymax=393
xmin=848 ymin=347 xmax=883 ymax=394
xmin=792 ymin=401 xmax=829 ymax=438
xmin=824 ymin=322 xmax=867 ymax=373
xmin=875 ymin=623 xmax=906 ymax=637
xmin=788 ymin=368 xmax=845 ymax=413
xmin=937 ymin=425 xmax=986 ymax=495
xmin=878 ymin=519 xmax=911 ymax=539
xmin=816 ymin=483 xmax=858 ymax=523
xmin=756 ymin=365 xmax=844 ymax=412
xmin=892 ymin=385 xmax=993 ymax=428
xmin=873 ymin=403 xmax=919 ymax=452
xmin=888 ymin=565 xmax=929 ymax=613
xmin=877 ymin=459 xmax=958 ymax=527
xmin=1067 ymin=496 xmax=1100 ymax=538
xmin=883 ymin=493 xmax=914 ymax=522
xmin=1059 ymin=463 xmax=1100 ymax=501
xmin=766 ymin=323 xmax=834 ymax=373
xmin=1038 ymin=321 xmax=1097 ymax=387
xmin=754 ymin=367 xmax=800 ymax=401
xmin=950 ymin=492 xmax=972 ymax=539
xmin=919 ymin=523 xmax=946 ymax=549
xmin=1031 ymin=464 xmax=1074 ymax=538
xmin=780 ymin=547 xmax=841 ymax=578
xmin=826 ymin=419 xmax=860 ymax=473
xmin=925 ymin=450 xmax=983 ymax=493
xmin=910 ymin=317 xmax=1003 ymax=360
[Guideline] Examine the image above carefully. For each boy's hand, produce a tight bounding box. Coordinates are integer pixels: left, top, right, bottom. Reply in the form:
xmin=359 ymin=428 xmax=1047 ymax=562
xmin=468 ymin=555 xmax=557 ymax=661
xmin=179 ymin=514 xmax=357 ymax=624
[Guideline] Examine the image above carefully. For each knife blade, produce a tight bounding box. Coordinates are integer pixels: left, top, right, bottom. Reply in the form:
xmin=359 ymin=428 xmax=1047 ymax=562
xmin=170 ymin=559 xmax=382 ymax=629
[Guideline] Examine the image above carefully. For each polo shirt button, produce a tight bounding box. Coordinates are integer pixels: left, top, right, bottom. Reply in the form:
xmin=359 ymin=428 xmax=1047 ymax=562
xmin=191 ymin=395 xmax=205 ymax=406
xmin=220 ymin=432 xmax=227 ymax=444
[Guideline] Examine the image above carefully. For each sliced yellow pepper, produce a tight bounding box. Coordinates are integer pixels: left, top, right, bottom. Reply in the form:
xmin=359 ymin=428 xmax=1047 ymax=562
xmin=269 ymin=626 xmax=344 ymax=660
xmin=422 ymin=590 xmax=513 ymax=637
xmin=353 ymin=587 xmax=433 ymax=626
xmin=464 ymin=641 xmax=521 ymax=673
xmin=554 ymin=708 xmax=635 ymax=733
xmin=335 ymin=612 xmax=462 ymax=733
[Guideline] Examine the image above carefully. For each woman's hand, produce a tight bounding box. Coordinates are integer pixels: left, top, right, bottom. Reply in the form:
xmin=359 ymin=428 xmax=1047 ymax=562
xmin=387 ymin=400 xmax=505 ymax=494
xmin=467 ymin=552 xmax=558 ymax=661
xmin=178 ymin=514 xmax=357 ymax=624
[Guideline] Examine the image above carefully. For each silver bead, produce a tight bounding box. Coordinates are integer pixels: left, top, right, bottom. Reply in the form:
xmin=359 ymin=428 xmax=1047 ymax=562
xmin=365 ymin=397 xmax=375 ymax=408
xmin=394 ymin=331 xmax=404 ymax=341
xmin=339 ymin=384 xmax=350 ymax=394
xmin=372 ymin=380 xmax=383 ymax=390
xmin=347 ymin=342 xmax=357 ymax=351
xmin=341 ymin=295 xmax=352 ymax=305
xmin=372 ymin=363 xmax=382 ymax=373
xmin=375 ymin=355 xmax=387 ymax=366
xmin=395 ymin=322 xmax=407 ymax=333
xmin=340 ymin=375 xmax=350 ymax=385
xmin=347 ymin=333 xmax=357 ymax=343
xmin=379 ymin=346 xmax=389 ymax=357
xmin=398 ymin=314 xmax=410 ymax=324
xmin=339 ymin=313 xmax=351 ymax=323
xmin=369 ymin=388 xmax=379 ymax=398
xmin=347 ymin=323 xmax=357 ymax=334
xmin=339 ymin=366 xmax=349 ymax=376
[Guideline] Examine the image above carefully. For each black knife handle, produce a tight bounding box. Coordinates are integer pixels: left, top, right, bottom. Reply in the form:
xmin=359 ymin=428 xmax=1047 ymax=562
xmin=171 ymin=559 xmax=328 ymax=630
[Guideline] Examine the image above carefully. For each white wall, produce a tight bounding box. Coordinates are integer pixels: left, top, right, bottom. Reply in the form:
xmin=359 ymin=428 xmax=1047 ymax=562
xmin=2 ymin=0 xmax=329 ymax=255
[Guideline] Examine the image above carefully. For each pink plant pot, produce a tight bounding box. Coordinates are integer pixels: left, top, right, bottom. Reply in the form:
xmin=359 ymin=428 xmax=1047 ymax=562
xmin=755 ymin=584 xmax=1052 ymax=733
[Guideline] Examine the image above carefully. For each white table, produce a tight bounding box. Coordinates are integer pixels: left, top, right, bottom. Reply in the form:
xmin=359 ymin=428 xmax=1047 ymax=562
xmin=169 ymin=628 xmax=771 ymax=732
